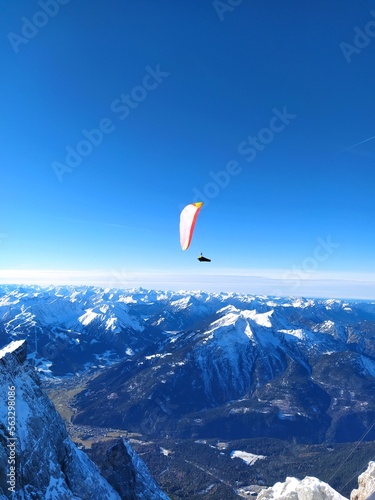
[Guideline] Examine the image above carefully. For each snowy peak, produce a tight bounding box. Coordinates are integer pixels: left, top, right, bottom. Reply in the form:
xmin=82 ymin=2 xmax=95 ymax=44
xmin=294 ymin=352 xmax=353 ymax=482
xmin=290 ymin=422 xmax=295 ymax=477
xmin=200 ymin=306 xmax=279 ymax=357
xmin=76 ymin=301 xmax=143 ymax=333
xmin=0 ymin=285 xmax=144 ymax=334
xmin=211 ymin=305 xmax=273 ymax=333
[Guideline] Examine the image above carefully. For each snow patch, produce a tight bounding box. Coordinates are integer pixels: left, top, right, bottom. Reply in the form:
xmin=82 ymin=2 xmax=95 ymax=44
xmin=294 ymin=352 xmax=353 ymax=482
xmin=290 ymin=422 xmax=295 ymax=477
xmin=279 ymin=329 xmax=305 ymax=341
xmin=160 ymin=447 xmax=173 ymax=456
xmin=0 ymin=339 xmax=25 ymax=359
xmin=243 ymin=309 xmax=273 ymax=328
xmin=230 ymin=450 xmax=266 ymax=466
xmin=361 ymin=356 xmax=375 ymax=377
xmin=78 ymin=309 xmax=98 ymax=326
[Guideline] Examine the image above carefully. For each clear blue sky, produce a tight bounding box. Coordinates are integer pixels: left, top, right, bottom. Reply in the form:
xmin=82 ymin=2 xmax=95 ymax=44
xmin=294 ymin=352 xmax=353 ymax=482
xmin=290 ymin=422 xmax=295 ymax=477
xmin=1 ymin=1 xmax=375 ymax=297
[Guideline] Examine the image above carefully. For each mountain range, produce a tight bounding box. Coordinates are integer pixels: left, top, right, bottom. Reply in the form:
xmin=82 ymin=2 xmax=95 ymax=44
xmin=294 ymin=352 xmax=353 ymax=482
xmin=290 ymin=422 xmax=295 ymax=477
xmin=1 ymin=284 xmax=375 ymax=498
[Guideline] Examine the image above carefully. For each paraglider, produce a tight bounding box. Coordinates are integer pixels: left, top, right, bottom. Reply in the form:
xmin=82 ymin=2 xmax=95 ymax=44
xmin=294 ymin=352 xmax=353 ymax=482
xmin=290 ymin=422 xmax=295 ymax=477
xmin=198 ymin=253 xmax=211 ymax=262
xmin=179 ymin=202 xmax=211 ymax=261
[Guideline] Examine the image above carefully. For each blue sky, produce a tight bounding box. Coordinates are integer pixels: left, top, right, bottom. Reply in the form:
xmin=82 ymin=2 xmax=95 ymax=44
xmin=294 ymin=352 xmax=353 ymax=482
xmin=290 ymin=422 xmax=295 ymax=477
xmin=1 ymin=1 xmax=375 ymax=298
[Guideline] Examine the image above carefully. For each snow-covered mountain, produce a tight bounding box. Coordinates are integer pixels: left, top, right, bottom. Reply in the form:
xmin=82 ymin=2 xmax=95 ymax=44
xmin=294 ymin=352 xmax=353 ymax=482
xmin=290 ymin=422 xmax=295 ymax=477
xmin=64 ymin=289 xmax=375 ymax=445
xmin=1 ymin=285 xmax=375 ymax=444
xmin=0 ymin=285 xmax=166 ymax=376
xmin=1 ymin=284 xmax=375 ymax=379
xmin=0 ymin=339 xmax=169 ymax=499
xmin=0 ymin=286 xmax=375 ymax=442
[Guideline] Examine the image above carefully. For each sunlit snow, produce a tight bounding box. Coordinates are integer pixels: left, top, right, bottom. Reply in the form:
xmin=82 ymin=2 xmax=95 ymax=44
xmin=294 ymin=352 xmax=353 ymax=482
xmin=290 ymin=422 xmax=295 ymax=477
xmin=78 ymin=309 xmax=98 ymax=326
xmin=230 ymin=450 xmax=266 ymax=466
xmin=0 ymin=339 xmax=25 ymax=359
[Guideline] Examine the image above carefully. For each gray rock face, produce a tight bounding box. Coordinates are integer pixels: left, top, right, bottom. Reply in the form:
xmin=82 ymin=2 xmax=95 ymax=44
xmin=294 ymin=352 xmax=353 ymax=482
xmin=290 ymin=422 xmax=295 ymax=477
xmin=88 ymin=439 xmax=138 ymax=499
xmin=0 ymin=340 xmax=121 ymax=499
xmin=87 ymin=438 xmax=170 ymax=500
xmin=351 ymin=461 xmax=375 ymax=500
xmin=123 ymin=440 xmax=170 ymax=499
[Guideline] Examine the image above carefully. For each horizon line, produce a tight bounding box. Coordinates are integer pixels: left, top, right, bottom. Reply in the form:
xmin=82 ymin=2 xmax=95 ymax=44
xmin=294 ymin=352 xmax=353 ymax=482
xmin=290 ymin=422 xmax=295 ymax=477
xmin=0 ymin=269 xmax=374 ymax=300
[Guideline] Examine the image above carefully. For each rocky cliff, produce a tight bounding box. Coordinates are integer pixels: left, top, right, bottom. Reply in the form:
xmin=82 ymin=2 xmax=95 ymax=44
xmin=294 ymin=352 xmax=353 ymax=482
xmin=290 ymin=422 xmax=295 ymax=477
xmin=0 ymin=339 xmax=169 ymax=499
xmin=351 ymin=461 xmax=375 ymax=500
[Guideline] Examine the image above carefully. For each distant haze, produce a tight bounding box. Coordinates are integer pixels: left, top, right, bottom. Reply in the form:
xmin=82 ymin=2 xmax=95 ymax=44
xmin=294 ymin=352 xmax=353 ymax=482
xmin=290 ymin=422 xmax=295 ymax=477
xmin=0 ymin=270 xmax=374 ymax=300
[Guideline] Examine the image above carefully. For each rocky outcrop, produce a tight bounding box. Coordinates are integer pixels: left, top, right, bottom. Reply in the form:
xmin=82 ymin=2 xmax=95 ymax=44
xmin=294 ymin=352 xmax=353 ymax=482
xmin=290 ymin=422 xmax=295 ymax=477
xmin=351 ymin=461 xmax=375 ymax=500
xmin=0 ymin=339 xmax=27 ymax=365
xmin=257 ymin=462 xmax=375 ymax=500
xmin=257 ymin=476 xmax=347 ymax=499
xmin=88 ymin=438 xmax=170 ymax=499
xmin=88 ymin=439 xmax=138 ymax=499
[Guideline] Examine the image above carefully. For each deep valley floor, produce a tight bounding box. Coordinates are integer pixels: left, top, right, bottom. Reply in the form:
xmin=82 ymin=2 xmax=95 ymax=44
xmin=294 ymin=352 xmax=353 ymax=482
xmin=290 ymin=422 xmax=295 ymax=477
xmin=45 ymin=374 xmax=375 ymax=499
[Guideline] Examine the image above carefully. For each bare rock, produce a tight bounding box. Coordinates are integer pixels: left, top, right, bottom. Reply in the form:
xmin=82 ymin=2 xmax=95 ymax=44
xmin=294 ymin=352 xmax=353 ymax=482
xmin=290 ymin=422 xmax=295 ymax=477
xmin=351 ymin=462 xmax=375 ymax=500
xmin=258 ymin=476 xmax=348 ymax=500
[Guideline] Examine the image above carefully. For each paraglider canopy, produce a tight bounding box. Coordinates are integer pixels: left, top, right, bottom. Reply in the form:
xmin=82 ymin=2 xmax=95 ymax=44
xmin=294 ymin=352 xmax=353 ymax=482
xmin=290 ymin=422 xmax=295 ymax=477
xmin=179 ymin=202 xmax=203 ymax=250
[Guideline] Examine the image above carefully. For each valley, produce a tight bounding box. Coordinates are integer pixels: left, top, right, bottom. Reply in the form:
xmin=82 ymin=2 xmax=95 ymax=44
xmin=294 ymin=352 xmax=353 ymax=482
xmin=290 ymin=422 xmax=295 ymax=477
xmin=45 ymin=375 xmax=375 ymax=499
